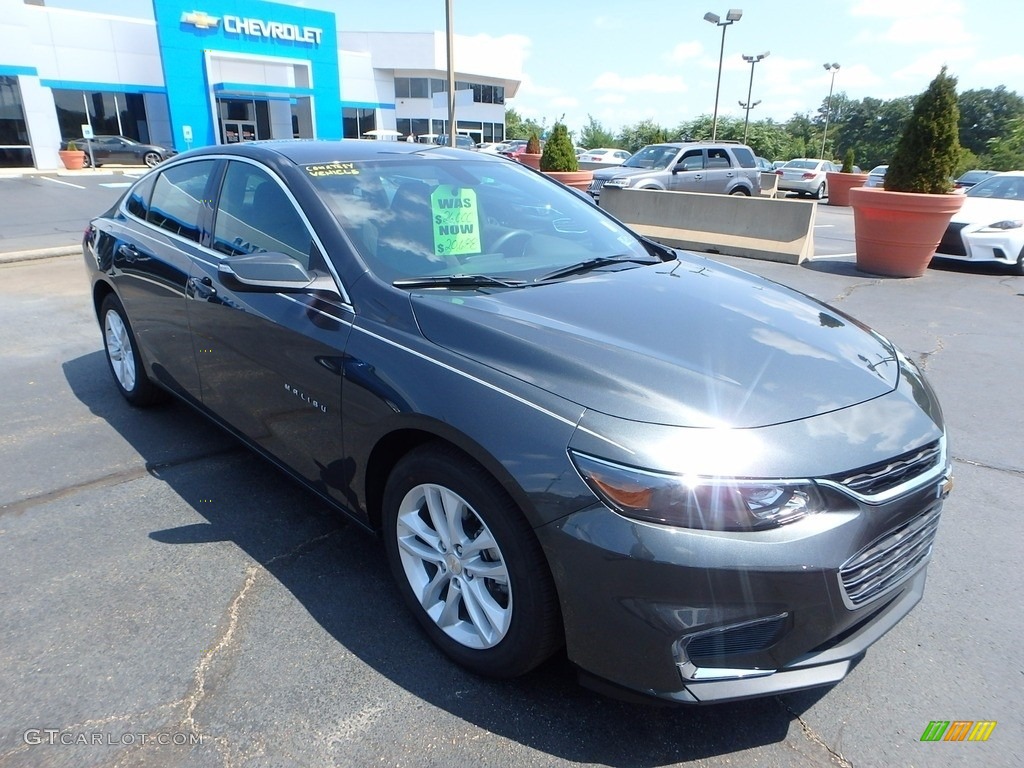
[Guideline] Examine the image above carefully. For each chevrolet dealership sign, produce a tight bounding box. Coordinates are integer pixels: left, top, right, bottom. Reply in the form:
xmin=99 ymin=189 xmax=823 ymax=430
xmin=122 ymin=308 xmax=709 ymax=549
xmin=180 ymin=9 xmax=323 ymax=45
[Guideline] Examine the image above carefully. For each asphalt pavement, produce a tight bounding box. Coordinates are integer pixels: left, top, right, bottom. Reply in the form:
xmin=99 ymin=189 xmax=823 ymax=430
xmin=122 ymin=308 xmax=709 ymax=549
xmin=0 ymin=178 xmax=1020 ymax=767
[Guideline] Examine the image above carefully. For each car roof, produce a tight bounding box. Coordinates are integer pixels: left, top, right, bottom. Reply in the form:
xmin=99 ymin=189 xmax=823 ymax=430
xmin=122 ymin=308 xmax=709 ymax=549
xmin=179 ymin=139 xmax=486 ymax=165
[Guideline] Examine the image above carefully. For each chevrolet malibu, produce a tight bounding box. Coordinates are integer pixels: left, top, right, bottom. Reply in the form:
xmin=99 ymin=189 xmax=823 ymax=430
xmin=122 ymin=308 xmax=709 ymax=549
xmin=83 ymin=140 xmax=951 ymax=704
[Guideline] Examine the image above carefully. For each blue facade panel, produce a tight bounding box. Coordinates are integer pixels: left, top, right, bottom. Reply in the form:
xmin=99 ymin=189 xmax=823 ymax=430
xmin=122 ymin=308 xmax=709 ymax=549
xmin=151 ymin=0 xmax=340 ymax=150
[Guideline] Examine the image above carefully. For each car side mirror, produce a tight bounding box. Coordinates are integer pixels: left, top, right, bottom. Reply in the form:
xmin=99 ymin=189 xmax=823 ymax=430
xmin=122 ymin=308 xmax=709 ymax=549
xmin=219 ymin=252 xmax=314 ymax=291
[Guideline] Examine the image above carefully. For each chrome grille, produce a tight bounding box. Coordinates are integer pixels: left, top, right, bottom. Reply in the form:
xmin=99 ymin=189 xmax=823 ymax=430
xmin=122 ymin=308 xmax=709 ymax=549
xmin=834 ymin=441 xmax=942 ymax=497
xmin=839 ymin=506 xmax=941 ymax=607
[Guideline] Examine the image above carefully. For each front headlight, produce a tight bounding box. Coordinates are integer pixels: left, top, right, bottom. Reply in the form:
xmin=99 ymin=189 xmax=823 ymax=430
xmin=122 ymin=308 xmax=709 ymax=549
xmin=980 ymin=219 xmax=1023 ymax=231
xmin=602 ymin=177 xmax=633 ymax=189
xmin=570 ymin=451 xmax=825 ymax=531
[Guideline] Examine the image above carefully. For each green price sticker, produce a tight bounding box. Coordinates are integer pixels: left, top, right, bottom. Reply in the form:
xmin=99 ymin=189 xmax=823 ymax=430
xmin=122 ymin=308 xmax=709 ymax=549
xmin=431 ymin=185 xmax=481 ymax=256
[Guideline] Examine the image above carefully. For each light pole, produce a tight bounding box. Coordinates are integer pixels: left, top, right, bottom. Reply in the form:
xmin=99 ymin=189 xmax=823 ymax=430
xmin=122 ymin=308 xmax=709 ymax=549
xmin=704 ymin=9 xmax=743 ymax=141
xmin=445 ymin=0 xmax=456 ymax=146
xmin=820 ymin=62 xmax=840 ymax=159
xmin=739 ymin=51 xmax=768 ymax=144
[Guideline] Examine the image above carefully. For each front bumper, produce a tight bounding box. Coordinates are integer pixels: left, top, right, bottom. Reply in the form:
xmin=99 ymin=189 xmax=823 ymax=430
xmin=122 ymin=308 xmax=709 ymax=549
xmin=537 ymin=475 xmax=946 ymax=704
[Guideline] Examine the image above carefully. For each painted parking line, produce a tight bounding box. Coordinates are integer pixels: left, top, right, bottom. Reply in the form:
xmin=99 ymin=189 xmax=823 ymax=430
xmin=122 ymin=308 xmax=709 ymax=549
xmin=811 ymin=252 xmax=857 ymax=260
xmin=41 ymin=176 xmax=85 ymax=190
xmin=813 ymin=224 xmax=834 ymax=228
xmin=99 ymin=182 xmax=133 ymax=188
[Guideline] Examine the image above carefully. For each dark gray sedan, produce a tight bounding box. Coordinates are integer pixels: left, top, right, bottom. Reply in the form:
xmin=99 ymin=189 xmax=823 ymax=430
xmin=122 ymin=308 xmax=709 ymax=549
xmin=64 ymin=135 xmax=176 ymax=167
xmin=82 ymin=140 xmax=950 ymax=704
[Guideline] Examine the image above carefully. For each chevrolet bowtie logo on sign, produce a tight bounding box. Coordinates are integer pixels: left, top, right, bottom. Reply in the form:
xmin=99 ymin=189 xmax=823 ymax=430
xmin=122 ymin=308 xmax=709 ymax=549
xmin=180 ymin=10 xmax=220 ymax=30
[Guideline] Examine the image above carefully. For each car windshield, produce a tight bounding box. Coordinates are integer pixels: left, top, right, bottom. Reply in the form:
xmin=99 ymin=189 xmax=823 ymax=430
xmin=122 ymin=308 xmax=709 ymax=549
xmin=620 ymin=145 xmax=679 ymax=170
xmin=784 ymin=160 xmax=819 ymax=170
xmin=965 ymin=175 xmax=1024 ymax=200
xmin=308 ymin=156 xmax=655 ymax=283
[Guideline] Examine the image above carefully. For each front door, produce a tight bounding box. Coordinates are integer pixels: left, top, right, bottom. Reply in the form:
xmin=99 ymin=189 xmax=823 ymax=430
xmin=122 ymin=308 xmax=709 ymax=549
xmin=187 ymin=159 xmax=354 ymax=504
xmin=221 ymin=121 xmax=258 ymax=144
xmin=667 ymin=149 xmax=706 ymax=193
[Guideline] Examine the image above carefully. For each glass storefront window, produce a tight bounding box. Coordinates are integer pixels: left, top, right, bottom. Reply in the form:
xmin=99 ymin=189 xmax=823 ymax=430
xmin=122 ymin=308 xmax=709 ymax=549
xmin=0 ymin=76 xmax=33 ymax=168
xmin=52 ymin=88 xmax=157 ymax=144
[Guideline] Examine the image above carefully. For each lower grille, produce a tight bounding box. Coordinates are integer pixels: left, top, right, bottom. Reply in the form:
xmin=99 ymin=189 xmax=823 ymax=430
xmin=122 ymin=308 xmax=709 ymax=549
xmin=839 ymin=506 xmax=941 ymax=607
xmin=685 ymin=614 xmax=788 ymax=664
xmin=938 ymin=222 xmax=968 ymax=256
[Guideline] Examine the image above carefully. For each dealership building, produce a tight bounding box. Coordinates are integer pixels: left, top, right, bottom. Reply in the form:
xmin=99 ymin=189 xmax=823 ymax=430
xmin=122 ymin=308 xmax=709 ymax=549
xmin=1 ymin=0 xmax=522 ymax=169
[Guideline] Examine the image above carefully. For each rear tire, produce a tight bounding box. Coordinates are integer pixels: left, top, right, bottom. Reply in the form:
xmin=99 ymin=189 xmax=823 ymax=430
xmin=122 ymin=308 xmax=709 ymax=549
xmin=100 ymin=294 xmax=164 ymax=406
xmin=729 ymin=188 xmax=749 ymax=196
xmin=383 ymin=443 xmax=562 ymax=678
xmin=815 ymin=182 xmax=827 ymax=200
xmin=143 ymin=152 xmax=161 ymax=168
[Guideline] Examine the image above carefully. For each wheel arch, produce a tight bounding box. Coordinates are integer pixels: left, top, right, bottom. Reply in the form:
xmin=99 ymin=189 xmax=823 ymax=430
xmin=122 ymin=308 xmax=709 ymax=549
xmin=362 ymin=420 xmax=540 ymax=534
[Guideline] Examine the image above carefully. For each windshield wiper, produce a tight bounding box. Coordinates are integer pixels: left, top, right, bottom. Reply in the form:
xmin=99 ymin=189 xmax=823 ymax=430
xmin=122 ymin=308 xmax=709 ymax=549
xmin=393 ymin=274 xmax=526 ymax=289
xmin=536 ymin=255 xmax=657 ymax=283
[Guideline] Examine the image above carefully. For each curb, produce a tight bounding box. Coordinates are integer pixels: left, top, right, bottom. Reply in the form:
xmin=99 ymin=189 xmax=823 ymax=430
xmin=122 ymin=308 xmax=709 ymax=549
xmin=0 ymin=245 xmax=81 ymax=264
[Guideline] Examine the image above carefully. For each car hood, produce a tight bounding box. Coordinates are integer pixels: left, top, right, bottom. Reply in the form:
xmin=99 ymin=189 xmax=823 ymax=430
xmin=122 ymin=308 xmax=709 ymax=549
xmin=592 ymin=165 xmax=667 ymax=181
xmin=410 ymin=257 xmax=899 ymax=428
xmin=953 ymin=196 xmax=1024 ymax=225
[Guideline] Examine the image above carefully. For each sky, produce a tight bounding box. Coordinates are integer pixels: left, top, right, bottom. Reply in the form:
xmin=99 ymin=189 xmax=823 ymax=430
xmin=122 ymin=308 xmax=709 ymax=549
xmin=44 ymin=0 xmax=1024 ymax=136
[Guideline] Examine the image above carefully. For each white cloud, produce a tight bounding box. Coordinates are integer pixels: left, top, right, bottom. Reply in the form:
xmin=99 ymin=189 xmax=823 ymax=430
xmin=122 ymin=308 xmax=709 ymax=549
xmin=591 ymin=72 xmax=688 ymax=94
xmin=550 ymin=96 xmax=580 ymax=109
xmin=595 ymin=93 xmax=627 ymax=105
xmin=850 ymin=0 xmax=965 ymax=18
xmin=664 ymin=41 xmax=704 ymax=65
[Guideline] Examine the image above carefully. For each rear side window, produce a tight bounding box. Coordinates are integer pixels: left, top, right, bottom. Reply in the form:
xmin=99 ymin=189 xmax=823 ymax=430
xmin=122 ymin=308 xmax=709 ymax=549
xmin=731 ymin=147 xmax=757 ymax=169
xmin=125 ymin=174 xmax=155 ymax=220
xmin=146 ymin=160 xmax=216 ymax=243
xmin=707 ymin=148 xmax=732 ymax=168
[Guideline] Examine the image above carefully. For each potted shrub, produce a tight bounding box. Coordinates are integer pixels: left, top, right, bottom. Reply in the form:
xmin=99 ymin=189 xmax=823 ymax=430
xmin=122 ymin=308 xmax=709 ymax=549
xmin=58 ymin=140 xmax=86 ymax=170
xmin=826 ymin=148 xmax=869 ymax=206
xmin=848 ymin=67 xmax=964 ymax=276
xmin=539 ymin=122 xmax=593 ymax=191
xmin=519 ymin=131 xmax=543 ymax=169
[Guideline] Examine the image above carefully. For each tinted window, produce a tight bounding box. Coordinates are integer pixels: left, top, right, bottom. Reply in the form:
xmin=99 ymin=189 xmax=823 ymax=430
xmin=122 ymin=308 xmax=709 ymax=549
xmin=125 ymin=174 xmax=155 ymax=220
xmin=146 ymin=160 xmax=215 ymax=243
xmin=213 ymin=161 xmax=313 ymax=266
xmin=731 ymin=147 xmax=756 ymax=168
xmin=707 ymin=148 xmax=732 ymax=168
xmin=679 ymin=150 xmax=704 ymax=171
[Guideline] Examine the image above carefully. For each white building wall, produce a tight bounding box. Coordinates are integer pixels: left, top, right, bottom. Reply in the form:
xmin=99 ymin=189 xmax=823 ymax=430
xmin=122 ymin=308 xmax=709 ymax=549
xmin=20 ymin=76 xmax=63 ymax=170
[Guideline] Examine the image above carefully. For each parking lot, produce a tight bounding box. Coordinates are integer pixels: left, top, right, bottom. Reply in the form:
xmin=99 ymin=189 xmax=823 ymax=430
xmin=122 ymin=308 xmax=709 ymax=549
xmin=0 ymin=172 xmax=1021 ymax=767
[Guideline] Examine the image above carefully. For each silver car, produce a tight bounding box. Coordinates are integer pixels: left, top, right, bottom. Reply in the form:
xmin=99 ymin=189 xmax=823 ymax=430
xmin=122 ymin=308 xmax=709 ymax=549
xmin=776 ymin=158 xmax=839 ymax=199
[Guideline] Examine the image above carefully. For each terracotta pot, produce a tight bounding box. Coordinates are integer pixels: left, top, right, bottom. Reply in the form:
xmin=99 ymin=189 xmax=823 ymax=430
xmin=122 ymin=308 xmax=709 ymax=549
xmin=518 ymin=152 xmax=542 ymax=170
xmin=825 ymin=171 xmax=869 ymax=206
xmin=543 ymin=169 xmax=594 ymax=191
xmin=58 ymin=149 xmax=86 ymax=170
xmin=849 ymin=186 xmax=965 ymax=277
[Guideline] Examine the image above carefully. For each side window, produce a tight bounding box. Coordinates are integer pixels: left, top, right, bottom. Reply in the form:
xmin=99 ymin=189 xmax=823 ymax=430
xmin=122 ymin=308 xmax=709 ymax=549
xmin=125 ymin=174 xmax=156 ymax=220
xmin=679 ymin=150 xmax=704 ymax=172
xmin=213 ymin=162 xmax=313 ymax=267
xmin=731 ymin=147 xmax=757 ymax=169
xmin=707 ymin=148 xmax=731 ymax=168
xmin=146 ymin=160 xmax=216 ymax=243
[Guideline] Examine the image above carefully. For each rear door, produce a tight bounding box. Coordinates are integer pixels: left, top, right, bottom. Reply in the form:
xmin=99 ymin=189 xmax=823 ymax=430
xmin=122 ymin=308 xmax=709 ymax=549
xmin=187 ymin=158 xmax=354 ymax=502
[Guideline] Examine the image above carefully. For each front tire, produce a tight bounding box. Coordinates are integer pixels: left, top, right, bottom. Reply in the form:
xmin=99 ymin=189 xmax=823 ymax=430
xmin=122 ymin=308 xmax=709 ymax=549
xmin=1015 ymin=247 xmax=1024 ymax=277
xmin=143 ymin=152 xmax=162 ymax=168
xmin=100 ymin=294 xmax=163 ymax=406
xmin=383 ymin=443 xmax=562 ymax=678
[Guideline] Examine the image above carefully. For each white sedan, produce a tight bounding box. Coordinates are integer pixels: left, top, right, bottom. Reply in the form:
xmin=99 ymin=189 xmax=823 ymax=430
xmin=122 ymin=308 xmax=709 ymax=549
xmin=578 ymin=148 xmax=632 ymax=164
xmin=775 ymin=158 xmax=838 ymax=199
xmin=934 ymin=171 xmax=1024 ymax=275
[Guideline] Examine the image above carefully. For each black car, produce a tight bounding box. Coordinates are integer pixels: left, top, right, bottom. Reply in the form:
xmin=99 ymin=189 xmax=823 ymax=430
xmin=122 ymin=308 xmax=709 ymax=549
xmin=83 ymin=140 xmax=951 ymax=704
xmin=63 ymin=135 xmax=176 ymax=168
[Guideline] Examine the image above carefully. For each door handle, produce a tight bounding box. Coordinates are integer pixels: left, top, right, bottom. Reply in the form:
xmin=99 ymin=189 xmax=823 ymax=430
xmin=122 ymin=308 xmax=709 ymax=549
xmin=117 ymin=243 xmax=139 ymax=263
xmin=187 ymin=275 xmax=217 ymax=300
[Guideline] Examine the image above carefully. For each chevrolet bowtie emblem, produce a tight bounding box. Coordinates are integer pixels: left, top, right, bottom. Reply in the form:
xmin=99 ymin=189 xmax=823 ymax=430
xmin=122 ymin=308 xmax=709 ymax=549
xmin=180 ymin=10 xmax=220 ymax=29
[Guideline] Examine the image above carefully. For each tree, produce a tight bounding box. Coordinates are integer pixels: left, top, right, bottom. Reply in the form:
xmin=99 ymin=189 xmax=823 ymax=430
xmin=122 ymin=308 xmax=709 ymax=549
xmin=885 ymin=67 xmax=960 ymax=194
xmin=616 ymin=119 xmax=670 ymax=153
xmin=578 ymin=115 xmax=617 ymax=149
xmin=540 ymin=122 xmax=578 ymax=172
xmin=957 ymin=86 xmax=1024 ymax=156
xmin=504 ymin=107 xmax=545 ymax=141
xmin=980 ymin=116 xmax=1024 ymax=171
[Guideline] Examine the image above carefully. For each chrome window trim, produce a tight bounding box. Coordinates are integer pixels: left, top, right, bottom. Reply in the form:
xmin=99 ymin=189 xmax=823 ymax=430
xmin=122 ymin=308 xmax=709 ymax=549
xmin=118 ymin=154 xmax=353 ymax=309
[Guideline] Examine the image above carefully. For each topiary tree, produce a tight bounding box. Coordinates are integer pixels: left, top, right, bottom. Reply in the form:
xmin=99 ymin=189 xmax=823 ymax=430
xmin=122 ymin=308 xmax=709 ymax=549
xmin=885 ymin=67 xmax=961 ymax=194
xmin=539 ymin=122 xmax=578 ymax=172
xmin=841 ymin=148 xmax=855 ymax=173
xmin=525 ymin=132 xmax=541 ymax=155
